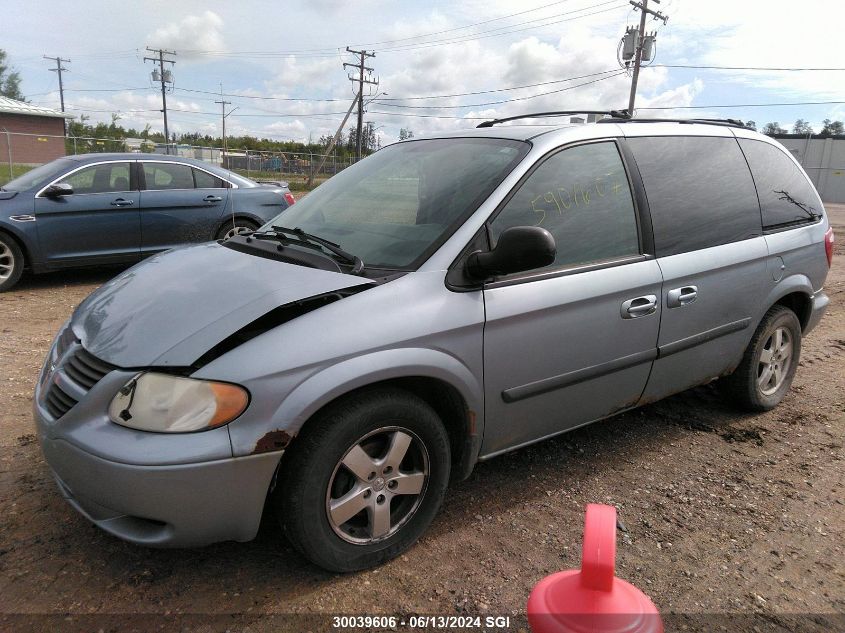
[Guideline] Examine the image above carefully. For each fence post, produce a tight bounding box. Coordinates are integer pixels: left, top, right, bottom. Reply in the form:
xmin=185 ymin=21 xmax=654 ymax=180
xmin=2 ymin=128 xmax=11 ymax=180
xmin=309 ymin=153 xmax=313 ymax=188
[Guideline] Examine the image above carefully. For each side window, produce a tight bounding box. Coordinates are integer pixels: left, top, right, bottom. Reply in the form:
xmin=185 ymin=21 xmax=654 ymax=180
xmin=627 ymin=136 xmax=761 ymax=256
xmin=738 ymin=139 xmax=820 ymax=229
xmin=63 ymin=163 xmax=131 ymax=194
xmin=193 ymin=168 xmax=226 ymax=189
xmin=143 ymin=163 xmax=195 ymax=190
xmin=489 ymin=141 xmax=640 ymax=271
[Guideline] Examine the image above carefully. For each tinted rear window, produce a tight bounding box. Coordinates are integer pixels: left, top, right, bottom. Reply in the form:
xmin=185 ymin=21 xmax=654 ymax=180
xmin=627 ymin=136 xmax=761 ymax=256
xmin=738 ymin=139 xmax=821 ymax=229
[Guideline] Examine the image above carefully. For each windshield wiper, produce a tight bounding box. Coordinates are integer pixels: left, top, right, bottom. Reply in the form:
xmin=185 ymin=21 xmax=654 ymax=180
xmin=264 ymin=225 xmax=365 ymax=275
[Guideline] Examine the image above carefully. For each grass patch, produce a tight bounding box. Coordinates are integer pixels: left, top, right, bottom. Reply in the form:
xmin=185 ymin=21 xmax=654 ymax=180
xmin=0 ymin=164 xmax=36 ymax=187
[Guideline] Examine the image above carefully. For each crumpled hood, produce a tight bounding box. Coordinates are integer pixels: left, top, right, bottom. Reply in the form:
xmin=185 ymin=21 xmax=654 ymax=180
xmin=71 ymin=242 xmax=372 ymax=367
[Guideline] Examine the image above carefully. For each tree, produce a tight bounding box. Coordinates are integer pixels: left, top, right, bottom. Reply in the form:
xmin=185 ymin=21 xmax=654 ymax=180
xmin=399 ymin=128 xmax=414 ymax=140
xmin=792 ymin=119 xmax=813 ymax=135
xmin=820 ymin=119 xmax=845 ymax=136
xmin=0 ymin=49 xmax=25 ymax=101
xmin=761 ymin=122 xmax=787 ymax=136
xmin=745 ymin=120 xmax=757 ymax=131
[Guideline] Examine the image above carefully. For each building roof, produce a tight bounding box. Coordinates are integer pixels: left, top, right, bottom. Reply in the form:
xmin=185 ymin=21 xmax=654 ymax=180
xmin=0 ymin=96 xmax=74 ymax=119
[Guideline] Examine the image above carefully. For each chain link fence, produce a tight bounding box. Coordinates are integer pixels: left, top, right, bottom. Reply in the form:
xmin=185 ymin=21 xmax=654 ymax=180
xmin=0 ymin=130 xmax=357 ymax=190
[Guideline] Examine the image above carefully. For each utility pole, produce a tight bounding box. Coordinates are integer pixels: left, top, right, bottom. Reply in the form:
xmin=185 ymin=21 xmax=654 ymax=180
xmin=144 ymin=47 xmax=176 ymax=154
xmin=215 ymin=84 xmax=237 ymax=167
xmin=309 ymin=92 xmax=359 ymax=187
xmin=625 ymin=0 xmax=667 ymax=114
xmin=343 ymin=47 xmax=377 ymax=161
xmin=43 ymin=55 xmax=70 ymax=135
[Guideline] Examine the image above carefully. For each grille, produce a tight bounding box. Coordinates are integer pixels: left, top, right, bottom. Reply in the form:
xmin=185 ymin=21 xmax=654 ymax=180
xmin=42 ymin=334 xmax=115 ymax=420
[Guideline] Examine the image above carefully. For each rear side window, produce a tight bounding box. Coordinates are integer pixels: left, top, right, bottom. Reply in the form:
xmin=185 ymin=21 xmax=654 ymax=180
xmin=738 ymin=139 xmax=821 ymax=229
xmin=143 ymin=163 xmax=195 ymax=190
xmin=627 ymin=136 xmax=761 ymax=256
xmin=489 ymin=141 xmax=640 ymax=271
xmin=193 ymin=168 xmax=226 ymax=189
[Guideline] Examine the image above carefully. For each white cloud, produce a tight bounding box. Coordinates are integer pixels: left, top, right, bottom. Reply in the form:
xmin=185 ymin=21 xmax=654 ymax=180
xmin=147 ymin=11 xmax=226 ymax=56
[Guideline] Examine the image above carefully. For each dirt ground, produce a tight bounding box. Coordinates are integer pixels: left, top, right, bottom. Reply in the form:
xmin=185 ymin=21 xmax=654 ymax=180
xmin=1 ymin=205 xmax=843 ymax=632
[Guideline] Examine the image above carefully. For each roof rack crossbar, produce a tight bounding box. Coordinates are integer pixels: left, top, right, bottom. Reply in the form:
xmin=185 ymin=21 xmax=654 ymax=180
xmin=597 ymin=117 xmax=749 ymax=129
xmin=476 ymin=109 xmax=630 ymax=128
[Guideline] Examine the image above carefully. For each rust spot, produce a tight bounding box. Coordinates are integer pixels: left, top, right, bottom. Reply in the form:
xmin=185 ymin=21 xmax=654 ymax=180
xmin=467 ymin=410 xmax=477 ymax=435
xmin=253 ymin=429 xmax=294 ymax=454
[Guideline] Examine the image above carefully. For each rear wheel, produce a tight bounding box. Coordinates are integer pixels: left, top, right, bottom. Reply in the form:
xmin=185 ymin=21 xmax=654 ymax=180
xmin=216 ymin=219 xmax=259 ymax=240
xmin=0 ymin=233 xmax=24 ymax=292
xmin=274 ymin=388 xmax=451 ymax=572
xmin=722 ymin=305 xmax=802 ymax=411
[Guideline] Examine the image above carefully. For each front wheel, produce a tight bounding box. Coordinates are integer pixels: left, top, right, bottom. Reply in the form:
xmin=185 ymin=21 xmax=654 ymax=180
xmin=722 ymin=305 xmax=802 ymax=411
xmin=274 ymin=388 xmax=451 ymax=572
xmin=0 ymin=233 xmax=24 ymax=292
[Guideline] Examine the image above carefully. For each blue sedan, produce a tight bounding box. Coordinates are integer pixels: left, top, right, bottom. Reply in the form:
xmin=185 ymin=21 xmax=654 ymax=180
xmin=0 ymin=153 xmax=295 ymax=291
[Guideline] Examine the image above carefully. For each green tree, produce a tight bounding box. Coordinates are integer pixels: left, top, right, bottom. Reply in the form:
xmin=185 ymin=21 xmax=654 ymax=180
xmin=745 ymin=120 xmax=757 ymax=131
xmin=792 ymin=119 xmax=813 ymax=134
xmin=0 ymin=49 xmax=25 ymax=101
xmin=761 ymin=122 xmax=787 ymax=136
xmin=820 ymin=119 xmax=844 ymax=136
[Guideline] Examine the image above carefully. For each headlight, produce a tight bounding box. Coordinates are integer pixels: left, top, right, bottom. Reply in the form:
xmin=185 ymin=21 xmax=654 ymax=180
xmin=108 ymin=372 xmax=249 ymax=433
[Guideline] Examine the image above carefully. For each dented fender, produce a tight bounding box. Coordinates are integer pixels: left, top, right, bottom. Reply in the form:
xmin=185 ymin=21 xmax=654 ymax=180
xmin=228 ymin=347 xmax=484 ymax=458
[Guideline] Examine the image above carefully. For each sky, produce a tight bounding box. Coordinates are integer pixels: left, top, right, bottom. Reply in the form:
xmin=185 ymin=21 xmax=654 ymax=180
xmin=3 ymin=0 xmax=843 ymax=146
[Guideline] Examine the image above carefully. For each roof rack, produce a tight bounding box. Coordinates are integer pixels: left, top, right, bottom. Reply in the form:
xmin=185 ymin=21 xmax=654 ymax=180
xmin=597 ymin=116 xmax=749 ymax=129
xmin=476 ymin=110 xmax=630 ymax=128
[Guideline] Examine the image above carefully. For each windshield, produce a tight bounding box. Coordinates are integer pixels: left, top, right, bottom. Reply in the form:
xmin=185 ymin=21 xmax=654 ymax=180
xmin=3 ymin=158 xmax=76 ymax=191
xmin=263 ymin=138 xmax=529 ymax=269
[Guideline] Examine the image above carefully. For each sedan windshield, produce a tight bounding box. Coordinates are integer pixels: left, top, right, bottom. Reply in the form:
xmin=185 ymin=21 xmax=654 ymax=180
xmin=2 ymin=158 xmax=76 ymax=192
xmin=263 ymin=138 xmax=529 ymax=269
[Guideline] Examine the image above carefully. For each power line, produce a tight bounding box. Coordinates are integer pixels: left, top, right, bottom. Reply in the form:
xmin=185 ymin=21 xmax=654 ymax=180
xmin=373 ymin=72 xmax=627 ymax=109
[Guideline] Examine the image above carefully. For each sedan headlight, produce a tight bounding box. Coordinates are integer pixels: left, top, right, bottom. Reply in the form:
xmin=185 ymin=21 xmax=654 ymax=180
xmin=108 ymin=372 xmax=249 ymax=433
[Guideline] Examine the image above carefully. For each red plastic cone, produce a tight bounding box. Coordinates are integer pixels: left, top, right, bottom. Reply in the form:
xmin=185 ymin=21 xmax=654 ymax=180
xmin=527 ymin=504 xmax=663 ymax=633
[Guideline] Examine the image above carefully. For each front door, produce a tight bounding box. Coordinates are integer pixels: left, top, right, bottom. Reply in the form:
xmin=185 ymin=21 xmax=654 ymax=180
xmin=481 ymin=140 xmax=662 ymax=456
xmin=138 ymin=161 xmax=230 ymax=255
xmin=33 ymin=160 xmax=141 ymax=266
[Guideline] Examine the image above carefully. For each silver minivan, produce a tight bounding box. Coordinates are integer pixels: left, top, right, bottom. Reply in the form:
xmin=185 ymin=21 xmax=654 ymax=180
xmin=34 ymin=114 xmax=833 ymax=571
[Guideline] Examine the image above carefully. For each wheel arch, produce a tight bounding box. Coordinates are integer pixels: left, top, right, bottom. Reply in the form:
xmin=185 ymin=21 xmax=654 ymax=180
xmin=761 ymin=274 xmax=815 ymax=333
xmin=243 ymin=349 xmax=484 ymax=482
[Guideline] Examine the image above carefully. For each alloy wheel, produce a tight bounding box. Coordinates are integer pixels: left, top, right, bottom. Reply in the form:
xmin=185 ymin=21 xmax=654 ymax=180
xmin=223 ymin=225 xmax=254 ymax=240
xmin=0 ymin=240 xmax=14 ymax=281
xmin=326 ymin=427 xmax=429 ymax=544
xmin=757 ymin=325 xmax=793 ymax=396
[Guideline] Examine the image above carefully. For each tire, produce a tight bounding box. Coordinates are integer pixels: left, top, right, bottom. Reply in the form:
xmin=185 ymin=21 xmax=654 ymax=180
xmin=0 ymin=232 xmax=24 ymax=292
xmin=722 ymin=305 xmax=802 ymax=411
xmin=216 ymin=218 xmax=259 ymax=241
xmin=274 ymin=387 xmax=451 ymax=572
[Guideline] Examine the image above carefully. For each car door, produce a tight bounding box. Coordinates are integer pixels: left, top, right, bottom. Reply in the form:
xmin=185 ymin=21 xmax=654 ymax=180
xmin=33 ymin=160 xmax=141 ymax=266
xmin=623 ymin=134 xmax=770 ymax=402
xmin=138 ymin=161 xmax=230 ymax=255
xmin=481 ymin=140 xmax=663 ymax=457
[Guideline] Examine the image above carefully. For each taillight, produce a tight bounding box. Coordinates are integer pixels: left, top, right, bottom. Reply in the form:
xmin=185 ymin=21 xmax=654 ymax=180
xmin=283 ymin=192 xmax=296 ymax=206
xmin=825 ymin=227 xmax=834 ymax=267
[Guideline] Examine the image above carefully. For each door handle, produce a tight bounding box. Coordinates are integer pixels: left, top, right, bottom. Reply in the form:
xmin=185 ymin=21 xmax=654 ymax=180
xmin=667 ymin=285 xmax=698 ymax=308
xmin=621 ymin=294 xmax=657 ymax=319
xmin=110 ymin=198 xmax=134 ymax=207
xmin=203 ymin=195 xmax=223 ymax=203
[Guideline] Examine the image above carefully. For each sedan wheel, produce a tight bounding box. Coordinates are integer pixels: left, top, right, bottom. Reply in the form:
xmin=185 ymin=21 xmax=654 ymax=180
xmin=217 ymin=220 xmax=258 ymax=241
xmin=0 ymin=234 xmax=24 ymax=292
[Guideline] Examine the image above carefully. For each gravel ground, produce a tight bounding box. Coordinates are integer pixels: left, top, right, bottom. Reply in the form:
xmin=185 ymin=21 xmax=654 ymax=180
xmin=0 ymin=204 xmax=843 ymax=632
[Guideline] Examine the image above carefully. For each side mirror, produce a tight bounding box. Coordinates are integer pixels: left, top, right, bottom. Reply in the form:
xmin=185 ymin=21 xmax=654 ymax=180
xmin=467 ymin=226 xmax=556 ymax=279
xmin=44 ymin=182 xmax=73 ymax=197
